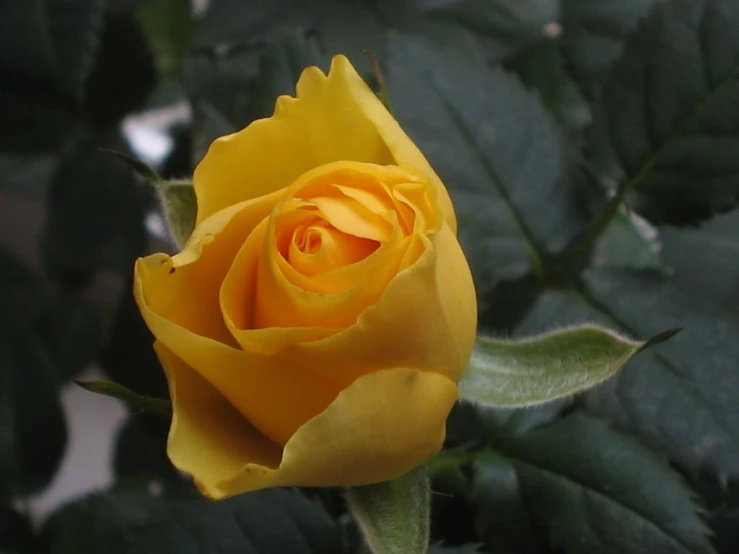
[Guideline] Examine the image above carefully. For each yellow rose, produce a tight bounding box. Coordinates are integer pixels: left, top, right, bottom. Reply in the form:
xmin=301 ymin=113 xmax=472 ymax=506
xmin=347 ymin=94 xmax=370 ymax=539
xmin=134 ymin=55 xmax=477 ymax=499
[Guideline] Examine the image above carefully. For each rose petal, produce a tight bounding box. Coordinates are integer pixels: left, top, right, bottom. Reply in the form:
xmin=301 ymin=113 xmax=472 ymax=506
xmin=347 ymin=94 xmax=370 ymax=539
xmin=135 ymin=200 xmax=338 ymax=445
xmin=276 ymin=222 xmax=478 ymax=390
xmin=154 ymin=342 xmax=283 ymax=497
xmin=205 ymin=367 xmax=458 ymax=498
xmin=193 ymin=55 xmax=456 ymax=233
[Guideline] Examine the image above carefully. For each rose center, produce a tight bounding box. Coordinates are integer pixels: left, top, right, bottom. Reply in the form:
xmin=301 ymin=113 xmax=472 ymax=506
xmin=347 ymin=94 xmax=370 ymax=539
xmin=283 ymin=216 xmax=378 ymax=277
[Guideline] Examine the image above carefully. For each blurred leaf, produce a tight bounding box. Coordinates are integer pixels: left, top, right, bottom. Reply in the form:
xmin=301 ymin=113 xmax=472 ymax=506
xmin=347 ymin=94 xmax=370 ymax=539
xmin=0 ymin=252 xmax=66 ymax=500
xmin=425 ymin=0 xmax=558 ymax=45
xmin=0 ymin=154 xmax=58 ymax=196
xmin=0 ymin=505 xmax=38 ymax=554
xmin=44 ymin=488 xmax=345 ymax=554
xmin=386 ymin=33 xmax=587 ymax=292
xmin=0 ymin=0 xmax=107 ymax=99
xmin=597 ymin=0 xmax=739 ymax=225
xmin=660 ymin=210 xmax=739 ymax=313
xmin=137 ymin=0 xmax=194 ymax=74
xmin=428 ymin=544 xmax=484 ymax=554
xmin=113 ymin=413 xmax=182 ymax=490
xmin=560 ymin=0 xmax=660 ymax=96
xmin=347 ymin=465 xmax=430 ymax=554
xmin=36 ymin=294 xmax=103 ymax=382
xmin=42 ymin=137 xmax=147 ymax=287
xmin=0 ymin=87 xmax=76 ymax=154
xmin=99 ymin=287 xmax=168 ymax=399
xmin=84 ymin=12 xmax=157 ymax=129
xmin=593 ymin=209 xmax=660 ymax=268
xmin=460 ymin=324 xmax=675 ymax=407
xmin=75 ymin=379 xmax=171 ymax=414
xmin=246 ymin=31 xmax=328 ymax=120
xmin=500 ymin=413 xmax=713 ymax=554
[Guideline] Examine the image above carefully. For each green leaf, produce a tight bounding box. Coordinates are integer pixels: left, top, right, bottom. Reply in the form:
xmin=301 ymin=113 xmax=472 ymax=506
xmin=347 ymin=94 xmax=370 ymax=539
xmin=560 ymin=0 xmax=660 ymax=96
xmin=0 ymin=252 xmax=66 ymax=500
xmin=580 ymin=268 xmax=739 ymax=478
xmin=347 ymin=465 xmax=430 ymax=554
xmin=75 ymin=380 xmax=171 ymax=415
xmin=84 ymin=12 xmax=157 ymax=129
xmin=0 ymin=153 xmax=58 ymax=196
xmin=425 ymin=0 xmax=559 ymax=45
xmin=42 ymin=136 xmax=148 ymax=287
xmin=660 ymin=210 xmax=739 ymax=312
xmin=99 ymin=287 xmax=169 ymax=399
xmin=44 ymin=488 xmax=345 ymax=554
xmin=0 ymin=87 xmax=76 ymax=154
xmin=36 ymin=294 xmax=103 ymax=382
xmin=515 ymin=271 xmax=739 ymax=480
xmin=503 ymin=37 xmax=591 ymax=132
xmin=498 ymin=414 xmax=714 ymax=554
xmin=0 ymin=0 xmax=107 ymax=99
xmin=137 ymin=0 xmax=194 ymax=74
xmin=0 ymin=505 xmax=38 ymax=554
xmin=386 ymin=32 xmax=587 ymax=289
xmin=594 ymin=209 xmax=660 ymax=268
xmin=470 ymin=453 xmax=544 ymax=554
xmin=428 ymin=544 xmax=484 ymax=554
xmin=459 ymin=324 xmax=675 ymax=407
xmin=113 ymin=413 xmax=182 ymax=490
xmin=597 ymin=0 xmax=739 ymax=225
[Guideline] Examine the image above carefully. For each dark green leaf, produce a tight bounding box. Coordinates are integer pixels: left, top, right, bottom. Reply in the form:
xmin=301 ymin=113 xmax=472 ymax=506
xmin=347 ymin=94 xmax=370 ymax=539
xmin=425 ymin=0 xmax=558 ymax=45
xmin=0 ymin=252 xmax=66 ymax=500
xmin=660 ymin=210 xmax=739 ymax=313
xmin=0 ymin=505 xmax=38 ymax=554
xmin=471 ymin=453 xmax=545 ymax=554
xmin=113 ymin=413 xmax=181 ymax=489
xmin=500 ymin=414 xmax=713 ymax=554
xmin=137 ymin=0 xmax=194 ymax=74
xmin=36 ymin=294 xmax=103 ymax=382
xmin=99 ymin=287 xmax=168 ymax=399
xmin=560 ymin=0 xmax=660 ymax=96
xmin=44 ymin=488 xmax=345 ymax=554
xmin=594 ymin=209 xmax=660 ymax=269
xmin=515 ymin=271 xmax=739 ymax=480
xmin=42 ymin=137 xmax=147 ymax=287
xmin=598 ymin=0 xmax=739 ymax=225
xmin=0 ymin=153 xmax=58 ymax=196
xmin=0 ymin=0 xmax=107 ymax=99
xmin=580 ymin=268 xmax=739 ymax=479
xmin=429 ymin=544 xmax=484 ymax=554
xmin=504 ymin=37 xmax=591 ymax=132
xmin=386 ymin=32 xmax=587 ymax=290
xmin=84 ymin=12 xmax=157 ymax=129
xmin=0 ymin=87 xmax=76 ymax=154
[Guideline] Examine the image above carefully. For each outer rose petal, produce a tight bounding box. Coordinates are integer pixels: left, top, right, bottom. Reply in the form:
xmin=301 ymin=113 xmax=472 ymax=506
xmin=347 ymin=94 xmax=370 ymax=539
xmin=159 ymin=341 xmax=458 ymax=498
xmin=155 ymin=342 xmax=283 ymax=487
xmin=193 ymin=55 xmax=457 ymax=232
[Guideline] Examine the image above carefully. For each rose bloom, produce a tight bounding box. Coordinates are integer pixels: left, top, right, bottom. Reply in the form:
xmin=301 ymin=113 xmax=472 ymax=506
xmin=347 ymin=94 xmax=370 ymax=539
xmin=134 ymin=55 xmax=477 ymax=499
